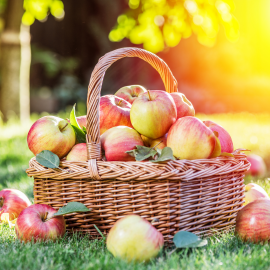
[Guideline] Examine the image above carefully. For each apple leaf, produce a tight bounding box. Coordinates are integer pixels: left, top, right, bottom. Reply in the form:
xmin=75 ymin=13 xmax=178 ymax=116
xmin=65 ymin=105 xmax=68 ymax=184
xmin=82 ymin=126 xmax=87 ymax=133
xmin=126 ymin=145 xmax=157 ymax=161
xmin=71 ymin=125 xmax=87 ymax=143
xmin=151 ymin=147 xmax=175 ymax=163
xmin=36 ymin=150 xmax=60 ymax=169
xmin=53 ymin=202 xmax=91 ymax=217
xmin=70 ymin=104 xmax=87 ymax=143
xmin=173 ymin=231 xmax=208 ymax=248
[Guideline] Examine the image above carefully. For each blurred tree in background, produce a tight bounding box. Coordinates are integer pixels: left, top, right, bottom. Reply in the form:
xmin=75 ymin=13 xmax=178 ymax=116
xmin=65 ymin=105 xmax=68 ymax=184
xmin=0 ymin=0 xmax=64 ymax=123
xmin=109 ymin=0 xmax=239 ymax=53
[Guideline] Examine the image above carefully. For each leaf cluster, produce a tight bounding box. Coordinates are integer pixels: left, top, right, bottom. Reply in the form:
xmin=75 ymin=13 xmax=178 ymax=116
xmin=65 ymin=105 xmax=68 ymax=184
xmin=126 ymin=145 xmax=175 ymax=163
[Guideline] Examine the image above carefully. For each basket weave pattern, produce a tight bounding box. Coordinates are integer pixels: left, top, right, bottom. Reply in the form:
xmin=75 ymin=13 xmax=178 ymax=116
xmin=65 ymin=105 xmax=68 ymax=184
xmin=27 ymin=47 xmax=250 ymax=241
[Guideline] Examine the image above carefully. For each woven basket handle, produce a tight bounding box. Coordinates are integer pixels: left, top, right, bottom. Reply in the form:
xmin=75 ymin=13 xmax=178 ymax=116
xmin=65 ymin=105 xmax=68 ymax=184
xmin=86 ymin=47 xmax=178 ymax=179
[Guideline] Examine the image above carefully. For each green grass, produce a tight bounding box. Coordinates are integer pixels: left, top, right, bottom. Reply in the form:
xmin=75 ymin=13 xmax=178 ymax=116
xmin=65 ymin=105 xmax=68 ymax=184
xmin=1 ymin=113 xmax=270 ymax=269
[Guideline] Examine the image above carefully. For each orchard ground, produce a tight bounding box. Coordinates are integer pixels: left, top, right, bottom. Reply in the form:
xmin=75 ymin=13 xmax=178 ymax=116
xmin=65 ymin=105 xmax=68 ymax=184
xmin=1 ymin=112 xmax=270 ymax=270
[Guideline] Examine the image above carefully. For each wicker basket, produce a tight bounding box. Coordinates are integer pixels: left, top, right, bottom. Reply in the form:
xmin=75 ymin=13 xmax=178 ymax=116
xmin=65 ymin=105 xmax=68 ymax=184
xmin=26 ymin=47 xmax=250 ymax=242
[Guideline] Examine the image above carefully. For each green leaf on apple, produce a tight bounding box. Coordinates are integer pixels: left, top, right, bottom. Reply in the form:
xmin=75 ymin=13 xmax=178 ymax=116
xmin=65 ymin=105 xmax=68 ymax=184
xmin=126 ymin=145 xmax=157 ymax=161
xmin=53 ymin=202 xmax=91 ymax=217
xmin=70 ymin=104 xmax=87 ymax=143
xmin=173 ymin=231 xmax=208 ymax=248
xmin=151 ymin=147 xmax=175 ymax=163
xmin=36 ymin=150 xmax=60 ymax=169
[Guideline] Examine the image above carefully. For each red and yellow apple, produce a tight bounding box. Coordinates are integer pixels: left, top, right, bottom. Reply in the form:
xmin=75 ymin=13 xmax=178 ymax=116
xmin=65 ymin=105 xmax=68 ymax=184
xmin=107 ymin=214 xmax=164 ymax=262
xmin=115 ymin=85 xmax=147 ymax=104
xmin=0 ymin=189 xmax=31 ymax=221
xmin=170 ymin=92 xmax=195 ymax=119
xmin=27 ymin=116 xmax=76 ymax=158
xmin=101 ymin=126 xmax=143 ymax=161
xmin=130 ymin=90 xmax=177 ymax=139
xmin=76 ymin=115 xmax=87 ymax=128
xmin=244 ymin=183 xmax=269 ymax=206
xmin=15 ymin=204 xmax=66 ymax=243
xmin=235 ymin=198 xmax=270 ymax=243
xmin=66 ymin=143 xmax=87 ymax=162
xmin=100 ymin=95 xmax=133 ymax=135
xmin=203 ymin=120 xmax=234 ymax=153
xmin=141 ymin=134 xmax=167 ymax=150
xmin=246 ymin=154 xmax=267 ymax=177
xmin=167 ymin=116 xmax=217 ymax=160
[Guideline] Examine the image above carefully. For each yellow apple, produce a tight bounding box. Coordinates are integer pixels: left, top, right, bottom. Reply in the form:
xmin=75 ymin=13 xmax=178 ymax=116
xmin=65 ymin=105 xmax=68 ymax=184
xmin=244 ymin=183 xmax=269 ymax=206
xmin=107 ymin=215 xmax=164 ymax=262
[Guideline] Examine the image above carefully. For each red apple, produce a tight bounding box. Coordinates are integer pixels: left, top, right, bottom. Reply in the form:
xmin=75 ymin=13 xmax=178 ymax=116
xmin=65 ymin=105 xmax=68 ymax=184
xmin=107 ymin=214 xmax=164 ymax=262
xmin=100 ymin=95 xmax=133 ymax=135
xmin=0 ymin=189 xmax=31 ymax=221
xmin=76 ymin=115 xmax=87 ymax=128
xmin=235 ymin=198 xmax=270 ymax=243
xmin=170 ymin=92 xmax=195 ymax=119
xmin=15 ymin=204 xmax=66 ymax=243
xmin=167 ymin=116 xmax=217 ymax=160
xmin=244 ymin=183 xmax=269 ymax=206
xmin=130 ymin=90 xmax=177 ymax=139
xmin=114 ymin=85 xmax=147 ymax=104
xmin=203 ymin=120 xmax=234 ymax=153
xmin=101 ymin=126 xmax=143 ymax=161
xmin=246 ymin=154 xmax=267 ymax=177
xmin=27 ymin=116 xmax=76 ymax=158
xmin=66 ymin=143 xmax=87 ymax=162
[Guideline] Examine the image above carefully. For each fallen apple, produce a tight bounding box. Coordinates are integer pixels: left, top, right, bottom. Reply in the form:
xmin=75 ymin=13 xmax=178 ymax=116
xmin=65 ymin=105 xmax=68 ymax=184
xmin=235 ymin=198 xmax=270 ymax=243
xmin=115 ymin=85 xmax=147 ymax=104
xmin=246 ymin=154 xmax=267 ymax=177
xmin=130 ymin=90 xmax=177 ymax=139
xmin=203 ymin=120 xmax=234 ymax=153
xmin=66 ymin=143 xmax=87 ymax=162
xmin=100 ymin=95 xmax=133 ymax=135
xmin=107 ymin=214 xmax=164 ymax=262
xmin=244 ymin=183 xmax=269 ymax=206
xmin=0 ymin=189 xmax=31 ymax=221
xmin=170 ymin=92 xmax=195 ymax=119
xmin=167 ymin=116 xmax=217 ymax=160
xmin=15 ymin=204 xmax=66 ymax=243
xmin=27 ymin=116 xmax=76 ymax=158
xmin=101 ymin=126 xmax=144 ymax=161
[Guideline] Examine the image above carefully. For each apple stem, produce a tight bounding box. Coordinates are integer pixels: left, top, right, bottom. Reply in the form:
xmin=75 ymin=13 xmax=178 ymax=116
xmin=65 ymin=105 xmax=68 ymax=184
xmin=147 ymin=90 xmax=152 ymax=101
xmin=117 ymin=99 xmax=123 ymax=106
xmin=152 ymin=140 xmax=163 ymax=149
xmin=43 ymin=212 xmax=48 ymax=222
xmin=60 ymin=123 xmax=68 ymax=132
xmin=0 ymin=197 xmax=3 ymax=207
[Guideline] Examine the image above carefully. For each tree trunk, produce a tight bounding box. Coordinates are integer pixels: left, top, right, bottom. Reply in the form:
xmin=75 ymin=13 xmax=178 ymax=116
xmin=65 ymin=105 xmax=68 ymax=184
xmin=0 ymin=0 xmax=31 ymax=123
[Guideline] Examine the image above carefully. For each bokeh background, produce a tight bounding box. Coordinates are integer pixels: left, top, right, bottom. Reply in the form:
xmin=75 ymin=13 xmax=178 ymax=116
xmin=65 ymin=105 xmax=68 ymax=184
xmin=1 ymin=0 xmax=270 ymax=197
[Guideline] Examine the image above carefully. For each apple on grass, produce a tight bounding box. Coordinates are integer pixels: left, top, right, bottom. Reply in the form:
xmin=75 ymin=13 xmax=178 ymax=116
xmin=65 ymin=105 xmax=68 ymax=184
xmin=115 ymin=85 xmax=147 ymax=104
xmin=130 ymin=90 xmax=177 ymax=139
xmin=167 ymin=116 xmax=218 ymax=160
xmin=0 ymin=189 xmax=31 ymax=221
xmin=203 ymin=120 xmax=234 ymax=153
xmin=27 ymin=116 xmax=76 ymax=159
xmin=246 ymin=154 xmax=267 ymax=177
xmin=107 ymin=215 xmax=164 ymax=262
xmin=235 ymin=198 xmax=270 ymax=243
xmin=170 ymin=92 xmax=195 ymax=119
xmin=244 ymin=183 xmax=269 ymax=206
xmin=66 ymin=143 xmax=87 ymax=162
xmin=15 ymin=204 xmax=66 ymax=243
xmin=101 ymin=126 xmax=144 ymax=161
xmin=100 ymin=95 xmax=133 ymax=135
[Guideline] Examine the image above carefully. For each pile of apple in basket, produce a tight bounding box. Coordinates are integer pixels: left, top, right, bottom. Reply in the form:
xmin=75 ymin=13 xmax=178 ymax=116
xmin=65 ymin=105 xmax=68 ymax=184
xmin=27 ymin=85 xmax=234 ymax=164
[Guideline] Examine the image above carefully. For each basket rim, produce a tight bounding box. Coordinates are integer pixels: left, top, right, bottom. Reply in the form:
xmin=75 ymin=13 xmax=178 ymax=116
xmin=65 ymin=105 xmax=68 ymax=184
xmin=26 ymin=149 xmax=250 ymax=182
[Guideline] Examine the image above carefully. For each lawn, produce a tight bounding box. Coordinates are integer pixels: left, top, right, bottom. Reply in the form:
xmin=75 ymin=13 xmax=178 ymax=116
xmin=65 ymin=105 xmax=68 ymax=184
xmin=1 ymin=112 xmax=270 ymax=270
